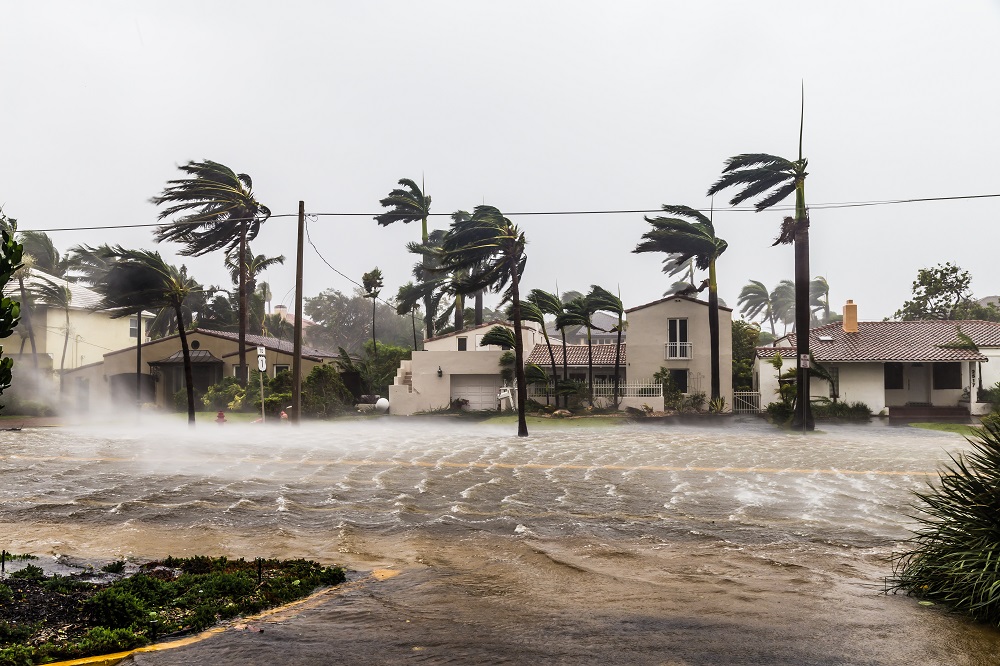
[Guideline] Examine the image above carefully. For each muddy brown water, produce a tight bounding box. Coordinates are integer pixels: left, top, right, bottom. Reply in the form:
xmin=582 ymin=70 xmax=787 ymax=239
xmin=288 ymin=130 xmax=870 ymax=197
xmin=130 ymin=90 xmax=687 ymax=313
xmin=3 ymin=418 xmax=1000 ymax=665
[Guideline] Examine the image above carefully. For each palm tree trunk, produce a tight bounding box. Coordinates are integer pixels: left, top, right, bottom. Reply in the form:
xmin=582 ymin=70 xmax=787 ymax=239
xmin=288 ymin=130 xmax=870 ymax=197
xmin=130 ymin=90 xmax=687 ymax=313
xmin=707 ymin=261 xmax=721 ymax=402
xmin=475 ymin=290 xmax=484 ymax=326
xmin=541 ymin=330 xmax=557 ymax=406
xmin=586 ymin=325 xmax=594 ymax=407
xmin=411 ymin=309 xmax=417 ymax=350
xmin=135 ymin=309 xmax=142 ymax=409
xmin=560 ymin=330 xmax=569 ymax=409
xmin=59 ymin=309 xmax=69 ymax=396
xmin=176 ymin=303 xmax=196 ymax=425
xmin=792 ymin=186 xmax=814 ymax=430
xmin=238 ymin=221 xmax=248 ymax=386
xmin=613 ymin=319 xmax=623 ymax=409
xmin=371 ymin=297 xmax=378 ymax=362
xmin=510 ymin=260 xmax=528 ymax=437
xmin=454 ymin=293 xmax=464 ymax=332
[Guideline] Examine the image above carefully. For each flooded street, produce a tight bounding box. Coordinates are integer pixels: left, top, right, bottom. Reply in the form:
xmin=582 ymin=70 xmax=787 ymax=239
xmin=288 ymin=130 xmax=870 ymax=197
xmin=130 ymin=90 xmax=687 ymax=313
xmin=3 ymin=418 xmax=1000 ymax=664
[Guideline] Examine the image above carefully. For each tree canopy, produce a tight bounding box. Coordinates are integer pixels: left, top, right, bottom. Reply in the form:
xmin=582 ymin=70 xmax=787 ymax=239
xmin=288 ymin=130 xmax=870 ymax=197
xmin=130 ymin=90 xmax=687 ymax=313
xmin=894 ymin=262 xmax=1000 ymax=321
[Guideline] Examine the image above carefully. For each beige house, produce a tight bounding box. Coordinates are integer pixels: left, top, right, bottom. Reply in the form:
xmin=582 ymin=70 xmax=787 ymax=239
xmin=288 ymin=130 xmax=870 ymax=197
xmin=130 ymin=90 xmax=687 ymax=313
xmin=389 ymin=295 xmax=733 ymax=414
xmin=3 ymin=271 xmax=152 ymax=392
xmin=63 ymin=328 xmax=341 ymax=410
xmin=389 ymin=321 xmax=543 ymax=414
xmin=624 ymin=295 xmax=734 ymax=407
xmin=755 ymin=300 xmax=1000 ymax=417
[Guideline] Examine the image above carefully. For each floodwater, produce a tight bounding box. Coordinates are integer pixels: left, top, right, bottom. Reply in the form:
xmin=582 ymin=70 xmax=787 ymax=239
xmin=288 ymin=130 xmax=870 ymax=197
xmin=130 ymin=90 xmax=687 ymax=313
xmin=3 ymin=418 xmax=1000 ymax=665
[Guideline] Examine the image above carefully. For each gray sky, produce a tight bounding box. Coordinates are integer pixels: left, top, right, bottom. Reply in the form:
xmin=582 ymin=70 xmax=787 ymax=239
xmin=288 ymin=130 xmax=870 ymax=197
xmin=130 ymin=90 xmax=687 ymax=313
xmin=3 ymin=1 xmax=999 ymax=326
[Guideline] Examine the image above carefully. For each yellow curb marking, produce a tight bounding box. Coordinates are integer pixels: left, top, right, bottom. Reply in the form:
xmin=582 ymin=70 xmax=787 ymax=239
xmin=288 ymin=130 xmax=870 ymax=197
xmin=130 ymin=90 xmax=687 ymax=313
xmin=44 ymin=568 xmax=400 ymax=666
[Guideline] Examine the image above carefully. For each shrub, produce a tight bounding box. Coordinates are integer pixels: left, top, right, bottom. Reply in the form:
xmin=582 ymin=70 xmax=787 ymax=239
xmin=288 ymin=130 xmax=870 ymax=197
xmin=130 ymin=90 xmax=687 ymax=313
xmin=85 ymin=588 xmax=146 ymax=629
xmin=9 ymin=564 xmax=44 ymax=582
xmin=0 ymin=584 xmax=11 ymax=604
xmin=43 ymin=575 xmax=93 ymax=594
xmin=891 ymin=421 xmax=1000 ymax=623
xmin=73 ymin=626 xmax=148 ymax=655
xmin=765 ymin=401 xmax=794 ymax=423
xmin=202 ymin=377 xmax=245 ymax=412
xmin=0 ymin=644 xmax=33 ymax=666
xmin=981 ymin=411 xmax=1000 ymax=430
xmin=812 ymin=400 xmax=872 ymax=420
xmin=302 ymin=364 xmax=354 ymax=418
xmin=102 ymin=560 xmax=126 ymax=574
xmin=172 ymin=387 xmax=205 ymax=413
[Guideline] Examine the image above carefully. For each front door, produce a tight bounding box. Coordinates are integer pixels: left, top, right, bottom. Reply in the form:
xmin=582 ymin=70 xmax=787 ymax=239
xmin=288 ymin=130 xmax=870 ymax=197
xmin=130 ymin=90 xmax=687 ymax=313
xmin=905 ymin=363 xmax=930 ymax=404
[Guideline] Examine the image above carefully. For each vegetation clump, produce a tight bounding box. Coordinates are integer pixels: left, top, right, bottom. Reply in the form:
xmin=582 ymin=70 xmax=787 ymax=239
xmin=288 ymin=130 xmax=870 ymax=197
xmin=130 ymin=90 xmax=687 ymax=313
xmin=891 ymin=422 xmax=1000 ymax=623
xmin=0 ymin=555 xmax=346 ymax=665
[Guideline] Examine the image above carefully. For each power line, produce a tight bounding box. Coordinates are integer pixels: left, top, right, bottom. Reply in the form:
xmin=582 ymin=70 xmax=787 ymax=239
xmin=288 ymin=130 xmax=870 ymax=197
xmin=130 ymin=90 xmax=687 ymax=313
xmin=16 ymin=192 xmax=1000 ymax=233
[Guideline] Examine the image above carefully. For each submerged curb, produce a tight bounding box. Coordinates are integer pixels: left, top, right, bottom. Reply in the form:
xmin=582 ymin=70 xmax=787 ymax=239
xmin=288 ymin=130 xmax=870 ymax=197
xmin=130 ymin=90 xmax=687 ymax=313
xmin=44 ymin=568 xmax=401 ymax=666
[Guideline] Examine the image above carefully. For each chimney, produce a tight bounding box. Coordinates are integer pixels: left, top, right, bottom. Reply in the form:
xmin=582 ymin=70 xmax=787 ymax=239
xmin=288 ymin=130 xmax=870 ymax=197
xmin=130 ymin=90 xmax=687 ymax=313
xmin=274 ymin=304 xmax=287 ymax=314
xmin=843 ymin=300 xmax=858 ymax=334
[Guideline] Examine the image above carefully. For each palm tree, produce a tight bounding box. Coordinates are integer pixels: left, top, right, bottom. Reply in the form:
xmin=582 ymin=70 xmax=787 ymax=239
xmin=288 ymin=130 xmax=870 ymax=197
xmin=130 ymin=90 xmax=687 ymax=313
xmin=30 ymin=276 xmax=72 ymax=395
xmin=738 ymin=280 xmax=778 ymax=336
xmin=438 ymin=206 xmax=529 ymax=437
xmin=634 ymin=204 xmax=729 ymax=402
xmin=528 ymin=288 xmax=569 ymax=408
xmin=515 ymin=300 xmax=557 ymax=405
xmin=810 ymin=276 xmax=830 ymax=324
xmin=20 ymin=231 xmax=71 ymax=278
xmin=362 ymin=268 xmax=384 ymax=362
xmin=96 ymin=248 xmax=198 ymax=424
xmin=65 ymin=243 xmax=116 ymax=287
xmin=225 ymin=246 xmax=284 ymax=334
xmin=771 ymin=280 xmax=796 ymax=334
xmin=559 ymin=296 xmax=601 ymax=407
xmin=375 ymin=178 xmax=436 ymax=337
xmin=707 ymin=94 xmax=812 ymax=427
xmin=588 ymin=286 xmax=626 ymax=409
xmin=151 ymin=160 xmax=271 ymax=386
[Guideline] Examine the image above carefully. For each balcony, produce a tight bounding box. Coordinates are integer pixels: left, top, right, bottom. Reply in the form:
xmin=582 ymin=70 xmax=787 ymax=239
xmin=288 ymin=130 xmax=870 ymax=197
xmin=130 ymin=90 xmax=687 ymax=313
xmin=664 ymin=342 xmax=693 ymax=360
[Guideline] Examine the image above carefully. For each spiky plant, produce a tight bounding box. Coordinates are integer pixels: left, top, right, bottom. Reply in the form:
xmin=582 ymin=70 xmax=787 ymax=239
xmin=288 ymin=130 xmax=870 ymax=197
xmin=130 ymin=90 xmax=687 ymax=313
xmin=891 ymin=422 xmax=1000 ymax=624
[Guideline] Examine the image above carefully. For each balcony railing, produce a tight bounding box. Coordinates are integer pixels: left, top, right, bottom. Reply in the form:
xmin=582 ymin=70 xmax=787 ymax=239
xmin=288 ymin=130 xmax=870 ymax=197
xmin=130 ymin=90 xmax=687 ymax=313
xmin=664 ymin=342 xmax=693 ymax=359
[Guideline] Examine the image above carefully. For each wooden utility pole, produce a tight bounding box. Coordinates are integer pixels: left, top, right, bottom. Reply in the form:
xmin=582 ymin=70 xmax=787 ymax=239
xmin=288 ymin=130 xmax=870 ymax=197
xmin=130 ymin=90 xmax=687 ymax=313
xmin=291 ymin=201 xmax=304 ymax=424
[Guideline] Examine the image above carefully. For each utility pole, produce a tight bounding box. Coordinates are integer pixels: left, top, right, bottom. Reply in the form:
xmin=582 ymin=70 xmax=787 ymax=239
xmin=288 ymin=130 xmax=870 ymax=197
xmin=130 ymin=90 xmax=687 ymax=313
xmin=291 ymin=201 xmax=304 ymax=424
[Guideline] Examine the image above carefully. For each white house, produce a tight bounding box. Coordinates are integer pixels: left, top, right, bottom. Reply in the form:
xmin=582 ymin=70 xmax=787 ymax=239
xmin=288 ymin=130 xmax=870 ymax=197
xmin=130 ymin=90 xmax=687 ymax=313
xmin=755 ymin=300 xmax=1000 ymax=416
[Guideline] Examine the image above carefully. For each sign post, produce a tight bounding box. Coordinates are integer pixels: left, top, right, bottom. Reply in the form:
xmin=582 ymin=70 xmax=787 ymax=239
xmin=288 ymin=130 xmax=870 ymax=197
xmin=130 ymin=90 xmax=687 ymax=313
xmin=257 ymin=346 xmax=267 ymax=423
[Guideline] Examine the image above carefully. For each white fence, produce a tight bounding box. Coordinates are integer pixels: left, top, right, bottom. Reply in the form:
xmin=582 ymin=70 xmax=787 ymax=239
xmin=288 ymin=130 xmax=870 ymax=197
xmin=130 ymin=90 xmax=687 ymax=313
xmin=527 ymin=381 xmax=663 ymax=401
xmin=733 ymin=391 xmax=762 ymax=414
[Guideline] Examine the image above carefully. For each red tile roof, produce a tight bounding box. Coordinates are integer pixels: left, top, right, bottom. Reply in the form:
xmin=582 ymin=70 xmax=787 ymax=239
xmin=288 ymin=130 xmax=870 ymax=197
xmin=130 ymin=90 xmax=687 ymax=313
xmin=756 ymin=321 xmax=1000 ymax=362
xmin=526 ymin=343 xmax=625 ymax=366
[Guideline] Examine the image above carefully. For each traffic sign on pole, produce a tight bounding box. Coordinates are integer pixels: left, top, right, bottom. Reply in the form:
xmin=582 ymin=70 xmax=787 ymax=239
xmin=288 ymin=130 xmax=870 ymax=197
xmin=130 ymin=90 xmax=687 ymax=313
xmin=257 ymin=346 xmax=267 ymax=373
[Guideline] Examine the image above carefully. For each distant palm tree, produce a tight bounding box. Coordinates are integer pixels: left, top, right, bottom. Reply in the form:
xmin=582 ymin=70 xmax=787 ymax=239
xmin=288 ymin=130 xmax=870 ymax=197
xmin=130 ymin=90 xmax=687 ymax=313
xmin=65 ymin=243 xmax=116 ymax=287
xmin=151 ymin=160 xmax=270 ymax=385
xmin=96 ymin=247 xmax=198 ymax=423
xmin=438 ymin=206 xmax=529 ymax=436
xmin=707 ymin=93 xmax=812 ymax=427
xmin=516 ymin=299 xmax=557 ymax=405
xmin=588 ymin=285 xmax=626 ymax=408
xmin=738 ymin=280 xmax=778 ymax=336
xmin=362 ymin=268 xmax=384 ymax=361
xmin=30 ymin=276 xmax=72 ymax=394
xmin=20 ymin=231 xmax=71 ymax=278
xmin=634 ymin=204 xmax=728 ymax=402
xmin=771 ymin=280 xmax=796 ymax=334
xmin=810 ymin=275 xmax=830 ymax=324
xmin=225 ymin=246 xmax=284 ymax=333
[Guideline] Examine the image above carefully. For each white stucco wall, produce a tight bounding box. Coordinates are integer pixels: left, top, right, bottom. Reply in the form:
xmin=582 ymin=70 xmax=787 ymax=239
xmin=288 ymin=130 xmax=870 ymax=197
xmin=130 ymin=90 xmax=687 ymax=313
xmin=389 ymin=348 xmax=507 ymax=415
xmin=836 ymin=363 xmax=887 ymax=414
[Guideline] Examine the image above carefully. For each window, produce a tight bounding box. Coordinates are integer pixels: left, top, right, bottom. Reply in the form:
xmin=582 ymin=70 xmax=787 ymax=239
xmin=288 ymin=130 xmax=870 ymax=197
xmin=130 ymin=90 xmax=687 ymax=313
xmin=274 ymin=364 xmax=290 ymax=376
xmin=666 ymin=319 xmax=691 ymax=359
xmin=884 ymin=363 xmax=904 ymax=390
xmin=828 ymin=367 xmax=840 ymax=399
xmin=670 ymin=369 xmax=688 ymax=393
xmin=457 ymin=337 xmax=468 ymax=351
xmin=129 ymin=317 xmax=139 ymax=338
xmin=933 ymin=363 xmax=963 ymax=390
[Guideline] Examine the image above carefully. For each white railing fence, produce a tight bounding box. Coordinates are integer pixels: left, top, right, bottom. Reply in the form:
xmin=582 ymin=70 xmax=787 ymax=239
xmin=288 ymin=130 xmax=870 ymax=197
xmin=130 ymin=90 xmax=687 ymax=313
xmin=733 ymin=391 xmax=762 ymax=414
xmin=527 ymin=381 xmax=663 ymax=400
xmin=664 ymin=342 xmax=693 ymax=359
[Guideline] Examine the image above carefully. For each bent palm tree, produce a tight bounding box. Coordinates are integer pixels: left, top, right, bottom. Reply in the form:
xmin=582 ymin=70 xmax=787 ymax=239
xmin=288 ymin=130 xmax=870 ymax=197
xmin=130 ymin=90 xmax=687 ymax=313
xmin=771 ymin=280 xmax=796 ymax=334
xmin=438 ymin=206 xmax=529 ymax=437
xmin=588 ymin=286 xmax=626 ymax=408
xmin=528 ymin=288 xmax=569 ymax=408
xmin=375 ymin=179 xmax=436 ymax=337
xmin=634 ymin=204 xmax=728 ymax=402
xmin=31 ymin=277 xmax=72 ymax=395
xmin=515 ymin=300 xmax=557 ymax=405
xmin=738 ymin=280 xmax=777 ymax=336
xmin=151 ymin=160 xmax=270 ymax=385
xmin=810 ymin=276 xmax=830 ymax=324
xmin=559 ymin=296 xmax=601 ymax=407
xmin=96 ymin=248 xmax=198 ymax=424
xmin=707 ymin=96 xmax=812 ymax=427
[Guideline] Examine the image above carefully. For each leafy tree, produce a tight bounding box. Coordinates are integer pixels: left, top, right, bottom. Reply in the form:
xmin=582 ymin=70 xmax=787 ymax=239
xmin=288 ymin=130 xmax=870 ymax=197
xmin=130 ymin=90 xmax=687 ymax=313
xmin=375 ymin=178 xmax=436 ymax=337
xmin=438 ymin=206 xmax=529 ymax=436
xmin=305 ymin=288 xmax=415 ymax=354
xmin=894 ymin=262 xmax=1000 ymax=321
xmin=707 ymin=93 xmax=813 ymax=428
xmin=302 ymin=364 xmax=354 ymax=418
xmin=732 ymin=320 xmax=761 ymax=391
xmin=634 ymin=204 xmax=729 ymax=402
xmin=587 ymin=285 xmax=626 ymax=408
xmin=337 ymin=340 xmax=410 ymax=398
xmin=151 ymin=160 xmax=271 ymax=385
xmin=96 ymin=248 xmax=198 ymax=424
xmin=0 ymin=211 xmax=24 ymax=407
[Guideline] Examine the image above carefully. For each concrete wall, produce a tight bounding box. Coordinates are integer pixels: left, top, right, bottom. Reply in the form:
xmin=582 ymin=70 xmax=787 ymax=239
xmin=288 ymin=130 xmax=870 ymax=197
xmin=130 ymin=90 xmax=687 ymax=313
xmin=626 ymin=297 xmax=733 ymax=407
xmin=389 ymin=348 xmax=507 ymax=415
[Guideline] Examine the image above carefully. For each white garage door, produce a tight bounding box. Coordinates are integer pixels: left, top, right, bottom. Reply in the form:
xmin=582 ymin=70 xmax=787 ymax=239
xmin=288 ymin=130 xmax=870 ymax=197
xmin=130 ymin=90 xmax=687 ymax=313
xmin=451 ymin=374 xmax=503 ymax=411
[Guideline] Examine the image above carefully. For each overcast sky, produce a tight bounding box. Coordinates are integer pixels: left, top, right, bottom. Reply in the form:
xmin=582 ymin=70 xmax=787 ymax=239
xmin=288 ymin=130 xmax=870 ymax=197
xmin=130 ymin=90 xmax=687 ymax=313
xmin=3 ymin=1 xmax=998 ymax=327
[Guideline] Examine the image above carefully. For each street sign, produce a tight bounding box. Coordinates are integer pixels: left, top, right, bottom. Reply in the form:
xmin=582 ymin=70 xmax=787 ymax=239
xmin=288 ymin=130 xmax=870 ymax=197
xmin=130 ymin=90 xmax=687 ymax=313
xmin=799 ymin=353 xmax=810 ymax=368
xmin=257 ymin=346 xmax=267 ymax=373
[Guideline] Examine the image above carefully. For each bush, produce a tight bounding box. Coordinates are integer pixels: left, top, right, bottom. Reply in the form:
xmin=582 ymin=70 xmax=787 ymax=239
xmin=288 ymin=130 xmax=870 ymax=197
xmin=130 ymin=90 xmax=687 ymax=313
xmin=891 ymin=421 xmax=1000 ymax=623
xmin=302 ymin=364 xmax=353 ymax=418
xmin=73 ymin=626 xmax=148 ymax=655
xmin=766 ymin=401 xmax=794 ymax=423
xmin=812 ymin=400 xmax=872 ymax=420
xmin=172 ymin=387 xmax=205 ymax=413
xmin=202 ymin=377 xmax=245 ymax=412
xmin=9 ymin=564 xmax=44 ymax=582
xmin=84 ymin=588 xmax=146 ymax=629
xmin=0 ymin=584 xmax=11 ymax=604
